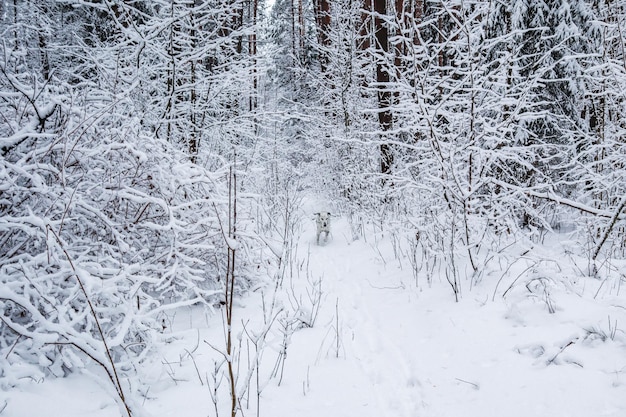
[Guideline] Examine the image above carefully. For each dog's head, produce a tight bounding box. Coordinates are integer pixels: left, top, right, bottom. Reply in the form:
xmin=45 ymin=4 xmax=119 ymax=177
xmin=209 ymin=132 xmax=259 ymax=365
xmin=314 ymin=212 xmax=331 ymax=229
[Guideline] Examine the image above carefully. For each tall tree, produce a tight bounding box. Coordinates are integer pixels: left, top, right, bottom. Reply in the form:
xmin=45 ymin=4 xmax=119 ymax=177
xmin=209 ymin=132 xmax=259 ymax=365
xmin=374 ymin=0 xmax=393 ymax=175
xmin=314 ymin=0 xmax=332 ymax=72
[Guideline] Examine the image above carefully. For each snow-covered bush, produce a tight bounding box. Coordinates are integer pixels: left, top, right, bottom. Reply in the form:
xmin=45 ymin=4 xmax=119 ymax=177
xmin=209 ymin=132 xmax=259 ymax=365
xmin=0 ymin=22 xmax=261 ymax=415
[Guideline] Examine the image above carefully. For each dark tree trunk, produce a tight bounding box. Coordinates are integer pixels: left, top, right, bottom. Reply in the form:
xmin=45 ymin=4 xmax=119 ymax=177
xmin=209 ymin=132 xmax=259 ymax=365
xmin=374 ymin=0 xmax=393 ymax=175
xmin=314 ymin=0 xmax=331 ymax=72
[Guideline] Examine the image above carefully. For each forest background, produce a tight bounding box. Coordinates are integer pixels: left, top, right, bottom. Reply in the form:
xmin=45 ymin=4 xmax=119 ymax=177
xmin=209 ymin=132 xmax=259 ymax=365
xmin=1 ymin=0 xmax=625 ymax=416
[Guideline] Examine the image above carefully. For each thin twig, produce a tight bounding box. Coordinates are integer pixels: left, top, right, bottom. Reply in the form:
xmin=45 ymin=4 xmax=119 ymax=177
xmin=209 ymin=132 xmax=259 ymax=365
xmin=546 ymin=338 xmax=579 ymax=366
xmin=455 ymin=378 xmax=480 ymax=390
xmin=592 ymin=195 xmax=626 ymax=262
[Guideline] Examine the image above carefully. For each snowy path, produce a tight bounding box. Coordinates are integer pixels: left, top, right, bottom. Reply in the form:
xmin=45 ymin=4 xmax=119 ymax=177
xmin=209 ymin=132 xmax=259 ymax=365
xmin=317 ymin=237 xmax=423 ymax=416
xmin=277 ymin=216 xmax=459 ymax=417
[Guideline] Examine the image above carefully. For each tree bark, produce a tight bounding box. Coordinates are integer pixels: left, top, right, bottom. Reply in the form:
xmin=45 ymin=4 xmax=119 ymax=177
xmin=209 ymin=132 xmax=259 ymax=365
xmin=314 ymin=0 xmax=331 ymax=73
xmin=374 ymin=0 xmax=393 ymax=175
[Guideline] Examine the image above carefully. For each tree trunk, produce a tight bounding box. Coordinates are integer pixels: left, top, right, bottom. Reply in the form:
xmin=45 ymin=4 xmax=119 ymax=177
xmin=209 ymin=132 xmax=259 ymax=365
xmin=189 ymin=2 xmax=198 ymax=162
xmin=314 ymin=0 xmax=331 ymax=73
xmin=250 ymin=0 xmax=258 ymax=112
xmin=374 ymin=0 xmax=393 ymax=175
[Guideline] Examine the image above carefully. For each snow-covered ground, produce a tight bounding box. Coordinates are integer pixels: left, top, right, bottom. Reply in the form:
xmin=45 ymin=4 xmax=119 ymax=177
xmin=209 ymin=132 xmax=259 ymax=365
xmin=3 ymin=201 xmax=626 ymax=417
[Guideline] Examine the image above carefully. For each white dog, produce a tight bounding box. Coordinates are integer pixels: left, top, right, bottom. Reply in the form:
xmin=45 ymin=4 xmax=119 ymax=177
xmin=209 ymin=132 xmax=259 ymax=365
xmin=314 ymin=212 xmax=331 ymax=245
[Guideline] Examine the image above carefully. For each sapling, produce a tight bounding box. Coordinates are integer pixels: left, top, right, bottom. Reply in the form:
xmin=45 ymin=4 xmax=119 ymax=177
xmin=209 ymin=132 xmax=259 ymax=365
xmin=271 ymin=317 xmax=293 ymax=386
xmin=224 ymin=164 xmax=239 ymax=417
xmin=207 ymin=162 xmax=240 ymax=417
xmin=335 ymin=298 xmax=341 ymax=358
